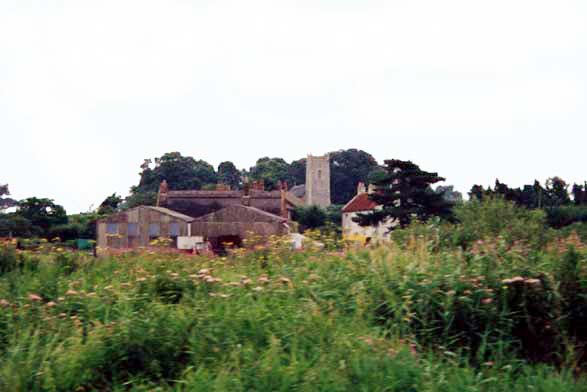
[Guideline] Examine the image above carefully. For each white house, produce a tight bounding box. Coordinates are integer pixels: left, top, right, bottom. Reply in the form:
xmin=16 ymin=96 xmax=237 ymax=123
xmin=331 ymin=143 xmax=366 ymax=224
xmin=341 ymin=183 xmax=395 ymax=244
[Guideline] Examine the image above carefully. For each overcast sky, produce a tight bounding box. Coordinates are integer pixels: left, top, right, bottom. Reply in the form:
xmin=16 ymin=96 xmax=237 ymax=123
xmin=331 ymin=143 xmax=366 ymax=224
xmin=1 ymin=0 xmax=586 ymax=213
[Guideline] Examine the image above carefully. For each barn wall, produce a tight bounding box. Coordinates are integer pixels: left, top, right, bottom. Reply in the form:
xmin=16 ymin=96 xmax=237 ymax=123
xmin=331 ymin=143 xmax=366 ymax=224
xmin=97 ymin=206 xmax=189 ymax=250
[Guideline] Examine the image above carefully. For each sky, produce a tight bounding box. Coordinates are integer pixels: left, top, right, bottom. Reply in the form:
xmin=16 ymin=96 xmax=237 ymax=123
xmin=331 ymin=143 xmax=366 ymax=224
xmin=1 ymin=0 xmax=586 ymax=213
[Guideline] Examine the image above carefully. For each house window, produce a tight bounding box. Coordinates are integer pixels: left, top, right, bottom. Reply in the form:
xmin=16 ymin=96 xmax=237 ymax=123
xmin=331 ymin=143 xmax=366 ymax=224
xmin=169 ymin=222 xmax=180 ymax=237
xmin=149 ymin=223 xmax=160 ymax=238
xmin=106 ymin=223 xmax=118 ymax=235
xmin=128 ymin=223 xmax=138 ymax=237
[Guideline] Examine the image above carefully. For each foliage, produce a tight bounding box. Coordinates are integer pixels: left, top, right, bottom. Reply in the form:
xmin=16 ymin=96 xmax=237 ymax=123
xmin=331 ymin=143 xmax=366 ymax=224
xmin=15 ymin=198 xmax=68 ymax=237
xmin=356 ymin=159 xmax=455 ymax=229
xmin=0 ymin=184 xmax=16 ymax=212
xmin=0 ymin=214 xmax=38 ymax=237
xmin=97 ymin=193 xmax=122 ymax=215
xmin=217 ymin=161 xmax=242 ymax=190
xmin=249 ymin=157 xmax=292 ymax=191
xmin=128 ymin=152 xmax=217 ymax=206
xmin=435 ymin=185 xmax=463 ymax=204
xmin=546 ymin=206 xmax=587 ymax=229
xmin=329 ymin=149 xmax=381 ymax=205
xmin=293 ymin=205 xmax=327 ymax=231
xmin=287 ymin=158 xmax=306 ymax=186
xmin=0 ymin=230 xmax=587 ymax=390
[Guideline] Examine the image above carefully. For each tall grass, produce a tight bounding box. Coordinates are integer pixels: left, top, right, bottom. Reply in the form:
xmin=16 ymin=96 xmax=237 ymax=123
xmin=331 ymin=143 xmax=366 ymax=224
xmin=0 ymin=205 xmax=587 ymax=390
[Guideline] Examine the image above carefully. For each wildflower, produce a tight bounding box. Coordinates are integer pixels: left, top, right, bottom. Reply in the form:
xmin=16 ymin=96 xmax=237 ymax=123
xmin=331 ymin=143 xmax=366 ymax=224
xmin=525 ymin=278 xmax=542 ymax=286
xmin=136 ymin=277 xmax=147 ymax=282
xmin=257 ymin=275 xmax=270 ymax=284
xmin=279 ymin=277 xmax=291 ymax=285
xmin=447 ymin=290 xmax=456 ymax=296
xmin=241 ymin=277 xmax=253 ymax=286
xmin=28 ymin=294 xmax=42 ymax=302
xmin=227 ymin=282 xmax=241 ymax=287
xmin=481 ymin=298 xmax=493 ymax=305
xmin=219 ymin=294 xmax=230 ymax=298
xmin=198 ymin=268 xmax=211 ymax=275
xmin=65 ymin=290 xmax=78 ymax=296
xmin=0 ymin=299 xmax=9 ymax=307
xmin=252 ymin=286 xmax=264 ymax=292
xmin=46 ymin=301 xmax=57 ymax=308
xmin=501 ymin=277 xmax=524 ymax=285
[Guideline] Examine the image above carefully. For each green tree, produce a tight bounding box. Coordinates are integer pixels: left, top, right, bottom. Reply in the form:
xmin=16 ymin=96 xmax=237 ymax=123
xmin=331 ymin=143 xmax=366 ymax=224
xmin=329 ymin=149 xmax=380 ymax=204
xmin=128 ymin=152 xmax=217 ymax=206
xmin=288 ymin=158 xmax=306 ymax=186
xmin=97 ymin=193 xmax=123 ymax=215
xmin=545 ymin=176 xmax=571 ymax=207
xmin=16 ymin=197 xmax=68 ymax=237
xmin=356 ymin=159 xmax=455 ymax=229
xmin=249 ymin=157 xmax=292 ymax=190
xmin=293 ymin=205 xmax=327 ymax=231
xmin=0 ymin=184 xmax=16 ymax=212
xmin=217 ymin=161 xmax=242 ymax=189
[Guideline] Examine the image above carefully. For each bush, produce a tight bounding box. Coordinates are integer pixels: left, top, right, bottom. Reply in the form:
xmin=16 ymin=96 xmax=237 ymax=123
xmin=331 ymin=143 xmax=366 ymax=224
xmin=0 ymin=245 xmax=17 ymax=275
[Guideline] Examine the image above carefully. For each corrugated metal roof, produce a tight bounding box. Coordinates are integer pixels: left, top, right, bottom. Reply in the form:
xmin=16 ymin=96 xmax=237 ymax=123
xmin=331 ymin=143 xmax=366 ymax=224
xmin=145 ymin=206 xmax=195 ymax=222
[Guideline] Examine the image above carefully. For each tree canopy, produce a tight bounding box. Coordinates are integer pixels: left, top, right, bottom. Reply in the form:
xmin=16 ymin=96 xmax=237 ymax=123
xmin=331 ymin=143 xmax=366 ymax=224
xmin=128 ymin=152 xmax=218 ymax=206
xmin=329 ymin=149 xmax=381 ymax=205
xmin=249 ymin=157 xmax=292 ymax=191
xmin=217 ymin=161 xmax=242 ymax=190
xmin=356 ymin=159 xmax=455 ymax=229
xmin=0 ymin=184 xmax=16 ymax=211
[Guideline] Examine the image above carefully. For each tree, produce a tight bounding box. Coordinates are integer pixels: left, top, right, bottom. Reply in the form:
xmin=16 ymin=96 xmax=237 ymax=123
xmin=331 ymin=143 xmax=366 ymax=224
xmin=97 ymin=193 xmax=123 ymax=215
xmin=356 ymin=159 xmax=455 ymax=229
xmin=217 ymin=161 xmax=242 ymax=189
xmin=249 ymin=157 xmax=292 ymax=190
xmin=293 ymin=205 xmax=327 ymax=231
xmin=288 ymin=158 xmax=306 ymax=186
xmin=16 ymin=198 xmax=67 ymax=237
xmin=128 ymin=152 xmax=217 ymax=206
xmin=545 ymin=177 xmax=571 ymax=207
xmin=0 ymin=184 xmax=16 ymax=212
xmin=435 ymin=185 xmax=463 ymax=204
xmin=329 ymin=149 xmax=380 ymax=205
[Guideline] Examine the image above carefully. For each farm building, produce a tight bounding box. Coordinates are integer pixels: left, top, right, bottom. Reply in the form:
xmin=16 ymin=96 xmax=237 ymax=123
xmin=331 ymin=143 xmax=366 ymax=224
xmin=97 ymin=154 xmax=333 ymax=252
xmin=96 ymin=205 xmax=194 ymax=249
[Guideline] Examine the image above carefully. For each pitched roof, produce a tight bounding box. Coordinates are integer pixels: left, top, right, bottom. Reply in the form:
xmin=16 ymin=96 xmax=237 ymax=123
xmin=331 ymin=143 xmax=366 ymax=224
xmin=193 ymin=204 xmax=287 ymax=223
xmin=145 ymin=206 xmax=195 ymax=222
xmin=342 ymin=193 xmax=378 ymax=213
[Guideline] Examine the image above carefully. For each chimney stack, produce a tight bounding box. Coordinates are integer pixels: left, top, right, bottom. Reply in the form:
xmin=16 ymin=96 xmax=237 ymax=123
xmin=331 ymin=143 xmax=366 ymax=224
xmin=357 ymin=182 xmax=366 ymax=195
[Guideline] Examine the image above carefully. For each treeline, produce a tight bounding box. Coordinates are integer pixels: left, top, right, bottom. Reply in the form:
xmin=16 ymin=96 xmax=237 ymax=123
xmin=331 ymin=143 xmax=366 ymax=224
xmin=126 ymin=149 xmax=385 ymax=207
xmin=470 ymin=178 xmax=587 ymax=228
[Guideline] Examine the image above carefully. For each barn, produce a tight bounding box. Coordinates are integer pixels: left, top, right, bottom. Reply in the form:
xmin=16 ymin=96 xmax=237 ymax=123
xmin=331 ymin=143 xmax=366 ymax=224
xmin=96 ymin=206 xmax=194 ymax=249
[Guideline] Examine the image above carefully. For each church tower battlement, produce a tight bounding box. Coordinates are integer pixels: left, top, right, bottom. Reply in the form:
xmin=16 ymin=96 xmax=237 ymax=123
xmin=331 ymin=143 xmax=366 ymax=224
xmin=305 ymin=154 xmax=331 ymax=208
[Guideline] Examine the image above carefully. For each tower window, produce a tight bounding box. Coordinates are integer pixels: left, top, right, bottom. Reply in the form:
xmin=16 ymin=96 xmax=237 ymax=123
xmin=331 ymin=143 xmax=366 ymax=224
xmin=318 ymin=170 xmax=322 ymax=179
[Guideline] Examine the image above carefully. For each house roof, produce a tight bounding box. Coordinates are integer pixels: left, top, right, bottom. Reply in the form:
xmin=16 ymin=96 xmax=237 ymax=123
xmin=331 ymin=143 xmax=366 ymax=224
xmin=342 ymin=193 xmax=378 ymax=213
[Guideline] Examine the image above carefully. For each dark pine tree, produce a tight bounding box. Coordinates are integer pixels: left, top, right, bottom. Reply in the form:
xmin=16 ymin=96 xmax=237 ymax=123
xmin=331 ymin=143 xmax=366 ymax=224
xmin=355 ymin=159 xmax=455 ymax=229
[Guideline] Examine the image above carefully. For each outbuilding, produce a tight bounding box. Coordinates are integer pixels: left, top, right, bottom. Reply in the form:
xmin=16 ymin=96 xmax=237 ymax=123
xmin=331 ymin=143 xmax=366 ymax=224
xmin=96 ymin=206 xmax=194 ymax=249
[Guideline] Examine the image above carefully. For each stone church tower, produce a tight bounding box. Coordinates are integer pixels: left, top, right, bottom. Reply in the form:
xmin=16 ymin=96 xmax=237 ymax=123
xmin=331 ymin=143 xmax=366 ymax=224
xmin=305 ymin=154 xmax=331 ymax=208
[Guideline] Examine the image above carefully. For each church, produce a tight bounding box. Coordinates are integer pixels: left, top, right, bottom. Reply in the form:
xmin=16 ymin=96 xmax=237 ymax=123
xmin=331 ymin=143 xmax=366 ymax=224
xmin=97 ymin=154 xmax=331 ymax=251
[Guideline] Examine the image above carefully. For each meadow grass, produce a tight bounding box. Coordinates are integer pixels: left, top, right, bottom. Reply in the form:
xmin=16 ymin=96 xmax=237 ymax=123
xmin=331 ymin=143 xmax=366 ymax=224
xmin=1 ymin=232 xmax=587 ymax=391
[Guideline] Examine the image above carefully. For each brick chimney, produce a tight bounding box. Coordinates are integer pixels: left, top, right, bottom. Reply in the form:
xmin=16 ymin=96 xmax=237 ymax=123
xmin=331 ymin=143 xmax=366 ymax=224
xmin=156 ymin=180 xmax=169 ymax=206
xmin=357 ymin=182 xmax=366 ymax=195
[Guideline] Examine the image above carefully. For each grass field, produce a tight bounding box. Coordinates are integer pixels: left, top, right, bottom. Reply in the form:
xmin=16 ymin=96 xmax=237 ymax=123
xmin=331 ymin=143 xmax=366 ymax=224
xmin=1 ymin=219 xmax=587 ymax=390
